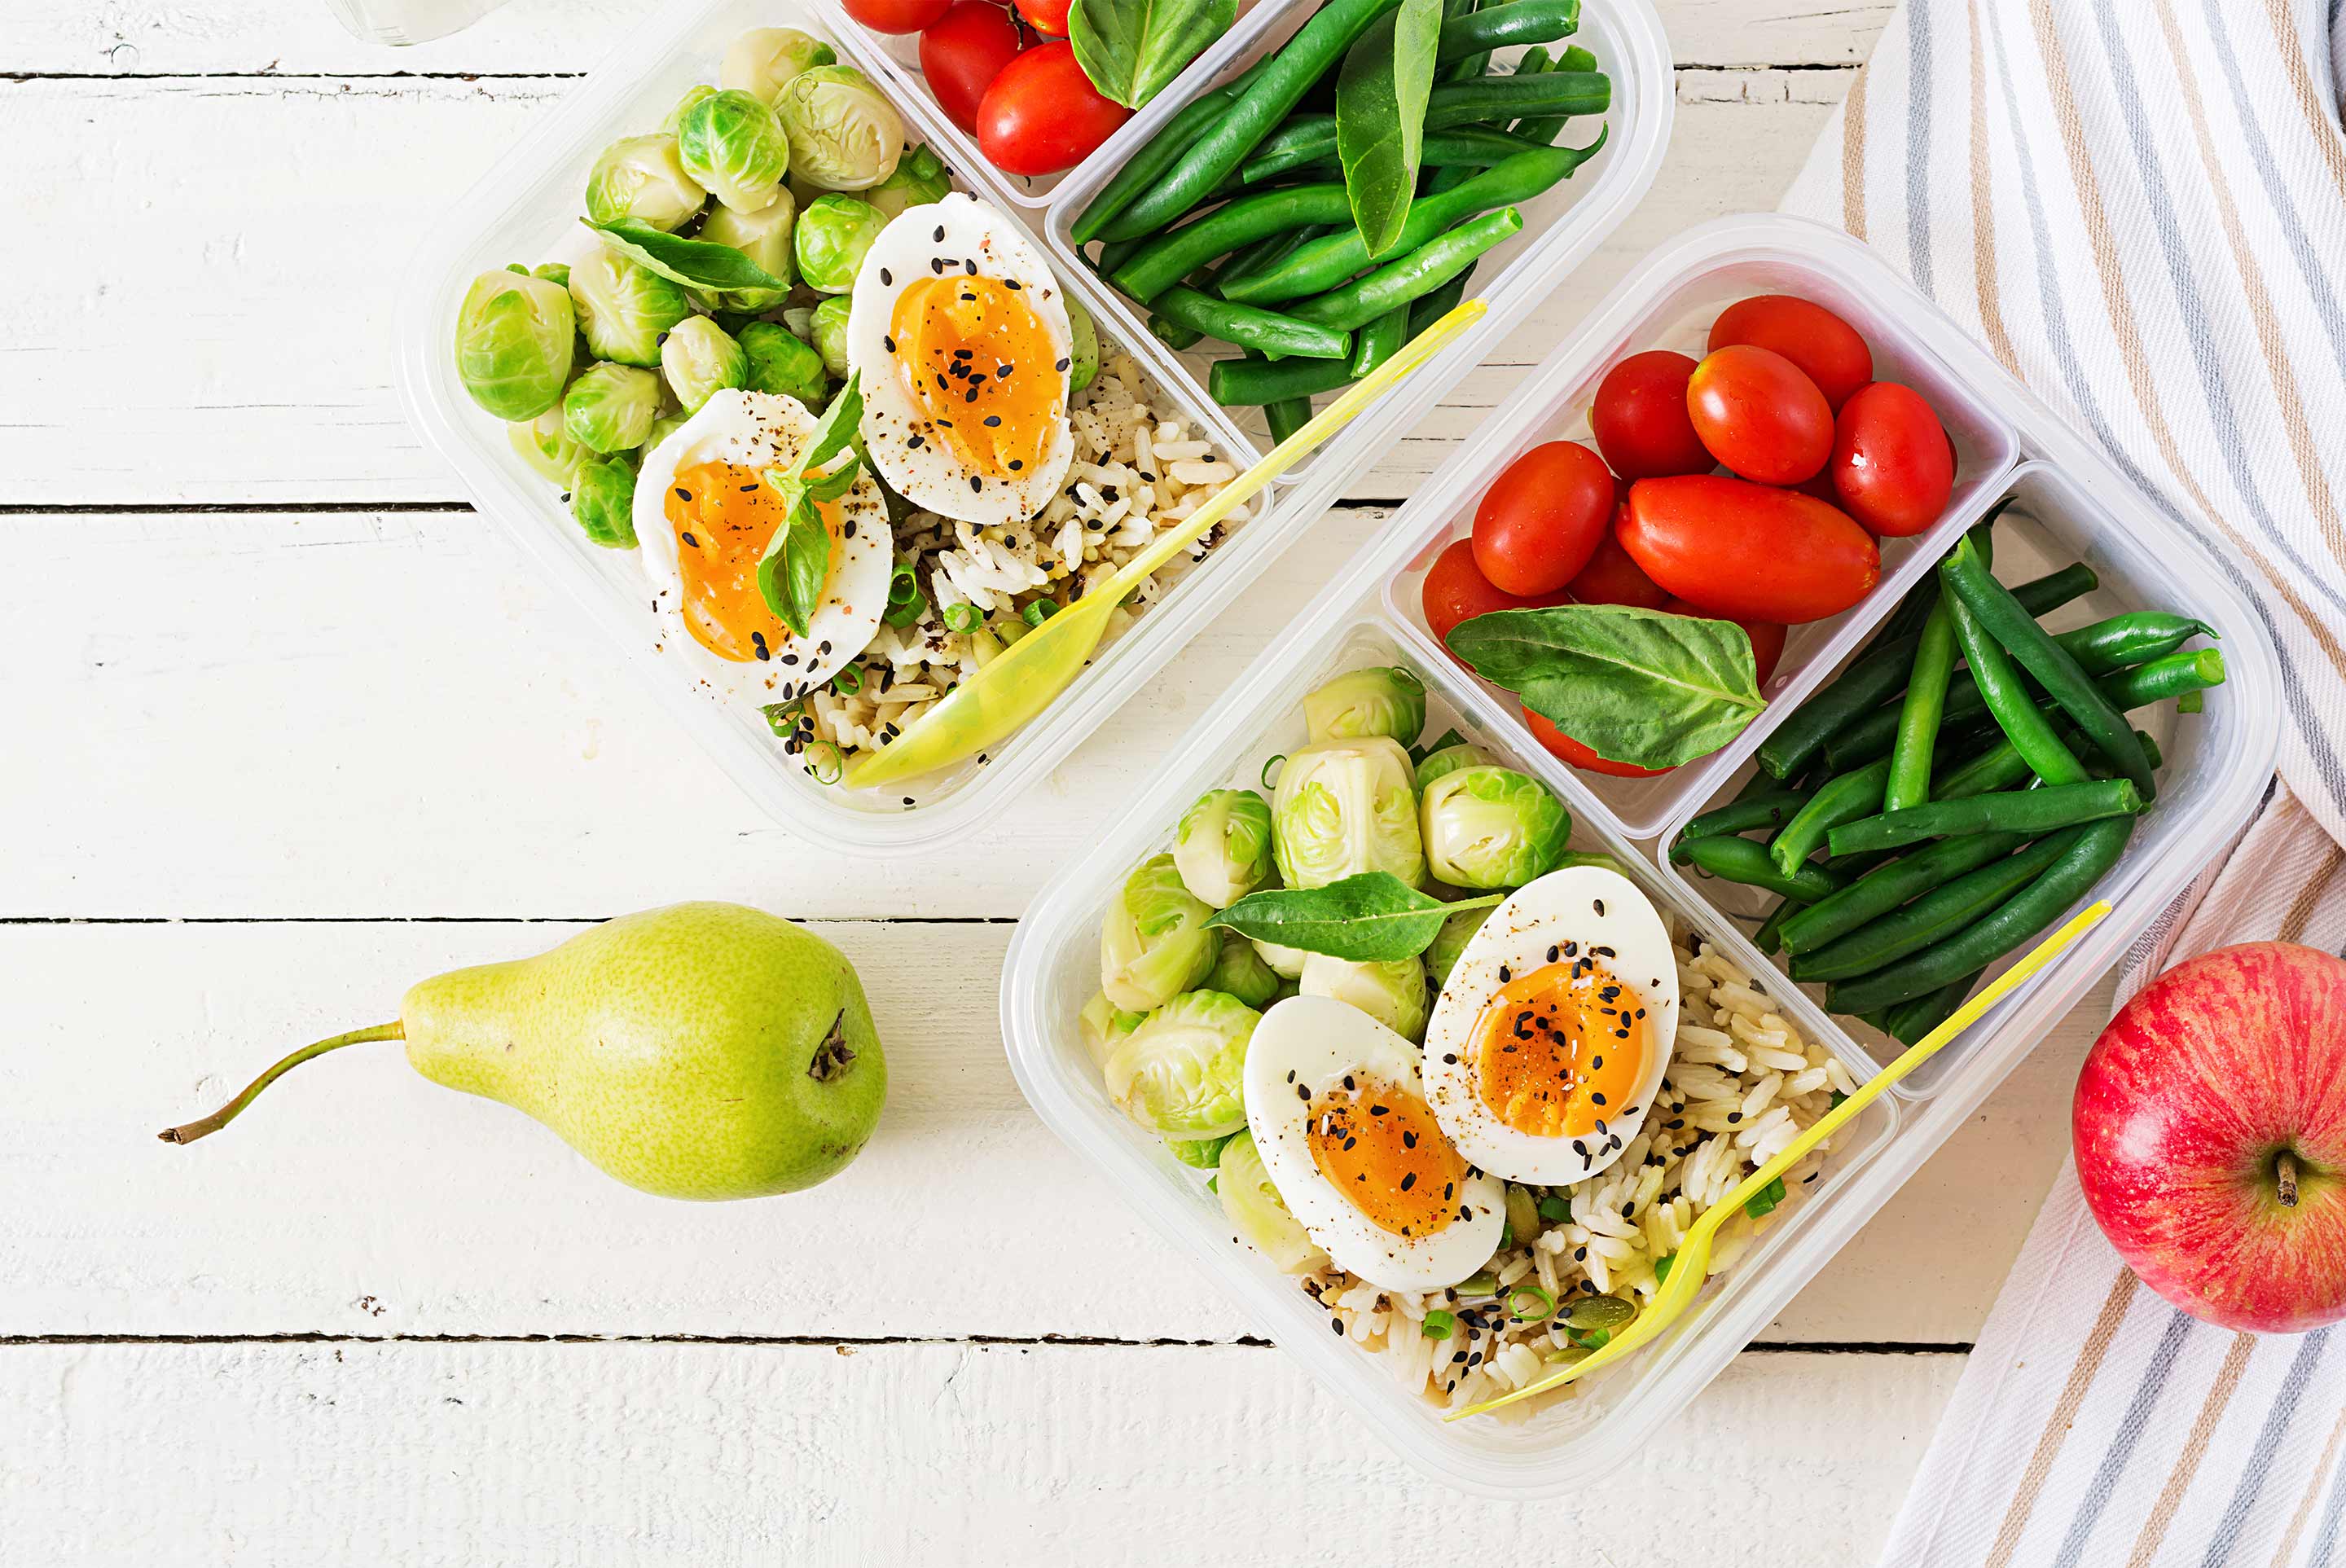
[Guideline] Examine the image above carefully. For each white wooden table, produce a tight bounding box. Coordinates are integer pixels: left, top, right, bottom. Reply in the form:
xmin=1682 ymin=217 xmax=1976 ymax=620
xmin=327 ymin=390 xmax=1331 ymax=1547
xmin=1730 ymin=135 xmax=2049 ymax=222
xmin=3 ymin=2 xmax=2126 ymax=1558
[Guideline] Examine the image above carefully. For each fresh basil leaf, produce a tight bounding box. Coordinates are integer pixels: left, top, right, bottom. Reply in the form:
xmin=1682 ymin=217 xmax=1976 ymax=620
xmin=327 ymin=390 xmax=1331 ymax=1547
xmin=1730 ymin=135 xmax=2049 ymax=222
xmin=581 ymin=217 xmax=786 ymax=294
xmin=804 ymin=455 xmax=862 ymax=502
xmin=1206 ymin=872 xmax=1504 ymax=963
xmin=1447 ymin=604 xmax=1764 ymax=770
xmin=801 ymin=371 xmax=863 ymax=477
xmin=1069 ymin=0 xmax=1238 ymax=111
xmin=782 ymin=498 xmax=831 ymax=636
xmin=1335 ymin=0 xmax=1444 ymax=257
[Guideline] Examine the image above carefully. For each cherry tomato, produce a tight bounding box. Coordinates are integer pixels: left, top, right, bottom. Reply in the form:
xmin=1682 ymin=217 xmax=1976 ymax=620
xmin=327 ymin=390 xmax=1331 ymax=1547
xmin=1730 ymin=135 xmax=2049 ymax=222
xmin=920 ymin=2 xmax=1026 ymax=133
xmin=1522 ymin=706 xmax=1673 ymax=778
xmin=1590 ymin=349 xmax=1711 ymax=480
xmin=1686 ymin=345 xmax=1834 ymax=485
xmin=1622 ymin=476 xmax=1880 ymax=623
xmin=1659 ymin=597 xmax=1786 ymax=685
xmin=1830 ymin=381 xmax=1955 ymax=538
xmin=1014 ymin=0 xmax=1070 ymax=32
xmin=978 ymin=41 xmax=1131 ymax=175
xmin=1708 ymin=295 xmax=1874 ymax=411
xmin=1421 ymin=538 xmax=1570 ymax=648
xmin=846 ymin=0 xmax=956 ymax=30
xmin=1566 ymin=515 xmax=1672 ymax=609
xmin=1470 ymin=441 xmax=1615 ymax=596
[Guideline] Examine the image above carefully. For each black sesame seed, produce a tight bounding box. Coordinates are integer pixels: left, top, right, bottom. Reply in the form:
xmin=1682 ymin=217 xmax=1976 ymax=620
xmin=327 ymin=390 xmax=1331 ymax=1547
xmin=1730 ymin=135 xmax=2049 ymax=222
xmin=879 ymin=269 xmax=892 ymax=287
xmin=934 ymin=226 xmax=946 ymax=242
xmin=1008 ymin=459 xmax=1023 ymax=470
xmin=983 ymin=415 xmax=1001 ymax=426
xmin=1727 ymin=1111 xmax=1743 ymax=1124
xmin=1594 ymin=899 xmax=1606 ymax=916
xmin=907 ymin=434 xmax=925 ymax=449
xmin=680 ymin=530 xmax=698 ymax=547
xmin=1399 ymin=1173 xmax=1416 ymax=1192
xmin=1055 ymin=357 xmax=1070 ymax=371
xmin=969 ymin=476 xmax=982 ymax=493
xmin=930 ymin=257 xmax=946 ymax=275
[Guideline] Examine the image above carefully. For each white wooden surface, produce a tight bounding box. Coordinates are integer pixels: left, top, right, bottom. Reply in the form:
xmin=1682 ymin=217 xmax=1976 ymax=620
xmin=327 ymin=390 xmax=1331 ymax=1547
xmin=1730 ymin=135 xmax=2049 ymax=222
xmin=0 ymin=2 xmax=2134 ymax=1561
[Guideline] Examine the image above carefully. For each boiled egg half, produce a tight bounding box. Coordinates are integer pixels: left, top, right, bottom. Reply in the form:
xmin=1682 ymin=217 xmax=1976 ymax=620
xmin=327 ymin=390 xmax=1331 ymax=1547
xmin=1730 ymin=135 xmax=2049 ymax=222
xmin=847 ymin=192 xmax=1074 ymax=527
xmin=633 ymin=388 xmax=891 ymax=706
xmin=1243 ymin=995 xmax=1505 ymax=1293
xmin=1423 ymin=865 xmax=1680 ymax=1186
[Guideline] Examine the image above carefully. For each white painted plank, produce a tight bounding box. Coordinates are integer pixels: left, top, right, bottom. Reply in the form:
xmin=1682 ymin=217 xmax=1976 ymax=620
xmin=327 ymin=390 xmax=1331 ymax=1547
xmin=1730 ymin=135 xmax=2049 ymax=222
xmin=4 ymin=0 xmax=1891 ymax=75
xmin=0 ymin=1339 xmax=1959 ymax=1565
xmin=10 ymin=917 xmax=2111 ymax=1342
xmin=1 ymin=81 xmax=1839 ymax=506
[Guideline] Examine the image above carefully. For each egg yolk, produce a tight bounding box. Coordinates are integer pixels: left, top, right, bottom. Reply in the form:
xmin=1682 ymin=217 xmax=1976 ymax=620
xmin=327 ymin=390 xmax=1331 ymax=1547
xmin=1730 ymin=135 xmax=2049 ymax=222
xmin=663 ymin=459 xmax=843 ymax=663
xmin=1306 ymin=1077 xmax=1470 ymax=1239
xmin=1468 ymin=955 xmax=1650 ymax=1139
xmin=888 ymin=273 xmax=1065 ymax=489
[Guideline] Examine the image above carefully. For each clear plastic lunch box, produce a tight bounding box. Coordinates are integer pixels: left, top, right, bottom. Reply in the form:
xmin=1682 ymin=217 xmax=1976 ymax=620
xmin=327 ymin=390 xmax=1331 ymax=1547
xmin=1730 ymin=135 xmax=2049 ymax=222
xmin=999 ymin=213 xmax=2279 ymax=1494
xmin=393 ymin=0 xmax=1667 ymax=853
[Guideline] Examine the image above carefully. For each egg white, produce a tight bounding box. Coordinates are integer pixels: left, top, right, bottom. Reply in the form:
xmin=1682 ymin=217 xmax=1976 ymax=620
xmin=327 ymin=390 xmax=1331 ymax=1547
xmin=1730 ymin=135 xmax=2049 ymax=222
xmin=1243 ymin=995 xmax=1505 ymax=1293
xmin=1422 ymin=866 xmax=1680 ymax=1186
xmin=632 ymin=388 xmax=890 ymax=706
xmin=847 ymin=192 xmax=1074 ymax=528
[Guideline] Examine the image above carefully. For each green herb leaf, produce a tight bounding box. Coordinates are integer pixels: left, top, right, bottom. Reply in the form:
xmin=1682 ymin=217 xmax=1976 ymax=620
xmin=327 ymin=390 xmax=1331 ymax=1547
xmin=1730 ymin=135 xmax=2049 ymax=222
xmin=1069 ymin=0 xmax=1237 ymax=110
xmin=1335 ymin=0 xmax=1444 ymax=256
xmin=1653 ymin=1254 xmax=1675 ymax=1283
xmin=1447 ymin=604 xmax=1764 ymax=770
xmin=1742 ymin=1175 xmax=1786 ymax=1219
xmin=1206 ymin=872 xmax=1504 ymax=962
xmin=581 ymin=217 xmax=787 ymax=294
xmin=804 ymin=455 xmax=863 ymax=502
xmin=802 ymin=371 xmax=864 ymax=475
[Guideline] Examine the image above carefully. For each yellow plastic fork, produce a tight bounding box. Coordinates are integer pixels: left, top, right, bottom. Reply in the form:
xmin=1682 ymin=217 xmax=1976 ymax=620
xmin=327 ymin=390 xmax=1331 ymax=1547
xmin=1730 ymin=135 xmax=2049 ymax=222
xmin=1450 ymin=899 xmax=2113 ymax=1421
xmin=844 ymin=299 xmax=1490 ymax=790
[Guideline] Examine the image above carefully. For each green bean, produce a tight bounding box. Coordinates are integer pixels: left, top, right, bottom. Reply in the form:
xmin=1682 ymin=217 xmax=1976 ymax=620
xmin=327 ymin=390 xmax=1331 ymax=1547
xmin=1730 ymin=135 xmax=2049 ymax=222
xmin=1941 ymin=536 xmax=2155 ymax=797
xmin=1794 ymin=829 xmax=2093 ymax=982
xmin=1408 ymin=266 xmax=1474 ymax=336
xmin=1826 ymin=815 xmax=2136 ymax=1012
xmin=2097 ymin=647 xmax=2225 ymax=709
xmin=1672 ymin=789 xmax=1813 ymax=855
xmin=1437 ymin=0 xmax=1579 ymax=64
xmin=1222 ymin=134 xmax=1606 ymax=303
xmin=1679 ymin=835 xmax=1847 ymax=903
xmin=1828 ymin=777 xmax=2143 ymax=857
xmin=1751 ymin=898 xmax=1791 ymax=955
xmin=1883 ymin=968 xmax=1985 ymax=1045
xmin=1149 ymin=315 xmax=1203 ymax=351
xmin=1944 ymin=591 xmax=2089 ymax=788
xmin=1111 ymin=185 xmax=1357 ymax=304
xmin=1216 ymin=225 xmax=1323 ymax=290
xmin=1209 ymin=353 xmax=1357 ymax=406
xmin=1512 ymin=44 xmax=1601 ymax=143
xmin=1234 ymin=73 xmax=1610 ymax=186
xmin=1885 ymin=600 xmax=1956 ymax=812
xmin=1349 ymin=304 xmax=1408 ymax=377
xmin=1287 ymin=208 xmax=1522 ymax=332
xmin=1099 ymin=0 xmax=1404 ymax=243
xmin=1149 ymin=286 xmax=1352 ymax=358
xmin=1777 ymin=832 xmax=2032 ymax=956
xmin=1072 ymin=58 xmax=1274 ymax=244
xmin=1442 ymin=0 xmax=1493 ymax=84
xmin=1769 ymin=758 xmax=1894 ymax=879
xmin=1264 ymin=397 xmax=1313 ymax=442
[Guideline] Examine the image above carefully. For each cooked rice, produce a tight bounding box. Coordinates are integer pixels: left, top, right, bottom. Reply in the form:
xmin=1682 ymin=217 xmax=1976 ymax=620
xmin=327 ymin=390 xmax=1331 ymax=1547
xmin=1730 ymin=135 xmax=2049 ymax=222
xmin=776 ymin=349 xmax=1247 ymax=767
xmin=1300 ymin=923 xmax=1852 ymax=1419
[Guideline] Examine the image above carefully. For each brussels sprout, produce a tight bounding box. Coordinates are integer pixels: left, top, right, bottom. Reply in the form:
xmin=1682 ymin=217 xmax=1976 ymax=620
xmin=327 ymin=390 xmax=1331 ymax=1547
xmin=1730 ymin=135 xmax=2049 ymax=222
xmin=1421 ymin=766 xmax=1571 ymax=889
xmin=1166 ymin=1132 xmax=1234 ymax=1170
xmin=1218 ymin=1131 xmax=1326 ymax=1272
xmin=775 ymin=64 xmax=905 ymax=191
xmin=642 ymin=411 xmax=688 ymax=458
xmin=661 ymin=84 xmax=718 ymax=135
xmin=454 ymin=268 xmax=576 ymax=420
xmin=530 ymin=261 xmax=571 ymax=289
xmin=679 ymin=89 xmax=793 ymax=215
xmin=569 ymin=450 xmax=639 ymax=548
xmin=1101 ymin=990 xmax=1259 ymax=1138
xmin=737 ymin=320 xmax=828 ymax=405
xmin=658 ymin=315 xmax=747 ymax=415
xmin=794 ymin=192 xmax=887 ymax=295
xmin=722 ymin=26 xmax=836 ymax=107
xmin=584 ymin=133 xmax=707 ymax=233
xmin=1065 ymin=292 xmax=1101 ymax=394
xmin=1414 ymin=740 xmax=1490 ymax=793
xmin=1301 ymin=954 xmax=1430 ymax=1043
xmin=811 ymin=295 xmax=854 ymax=380
xmin=1425 ymin=904 xmax=1494 ymax=987
xmin=865 ymin=143 xmax=951 ymax=219
xmin=507 ymin=403 xmax=581 ymax=482
xmin=1079 ymin=989 xmax=1146 ymax=1069
xmin=1101 ymin=854 xmax=1219 ymax=1014
xmin=567 ymin=248 xmax=690 ymax=367
xmin=1272 ymin=737 xmax=1426 ymax=891
xmin=561 ymin=362 xmax=662 ymax=455
xmin=1305 ymin=665 xmax=1426 ymax=746
xmin=1204 ymin=929 xmax=1281 ymax=1009
xmin=696 ymin=192 xmax=797 ymax=310
xmin=1254 ymin=938 xmax=1309 ymax=980
xmin=1171 ymin=788 xmax=1273 ymax=908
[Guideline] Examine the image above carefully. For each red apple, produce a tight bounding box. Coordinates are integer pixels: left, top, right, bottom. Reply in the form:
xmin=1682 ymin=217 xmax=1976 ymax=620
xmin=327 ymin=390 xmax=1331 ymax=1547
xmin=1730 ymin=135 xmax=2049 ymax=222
xmin=2073 ymin=942 xmax=2346 ymax=1333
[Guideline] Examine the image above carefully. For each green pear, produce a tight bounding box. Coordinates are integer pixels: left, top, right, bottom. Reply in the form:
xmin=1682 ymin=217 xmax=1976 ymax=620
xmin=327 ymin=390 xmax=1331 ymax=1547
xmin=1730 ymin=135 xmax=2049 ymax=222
xmin=160 ymin=903 xmax=886 ymax=1201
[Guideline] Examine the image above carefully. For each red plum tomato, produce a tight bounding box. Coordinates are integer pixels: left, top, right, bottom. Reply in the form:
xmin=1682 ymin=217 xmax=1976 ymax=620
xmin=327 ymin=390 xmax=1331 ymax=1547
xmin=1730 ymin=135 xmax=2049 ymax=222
xmin=1566 ymin=516 xmax=1672 ymax=609
xmin=1470 ymin=441 xmax=1615 ymax=595
xmin=1421 ymin=538 xmax=1569 ymax=648
xmin=1591 ymin=350 xmax=1711 ymax=480
xmin=920 ymin=2 xmax=1024 ymax=132
xmin=1685 ymin=344 xmax=1834 ymax=485
xmin=1622 ymin=475 xmax=1879 ymax=623
xmin=978 ymin=41 xmax=1131 ymax=175
xmin=1707 ymin=295 xmax=1874 ymax=411
xmin=1014 ymin=0 xmax=1070 ymax=33
xmin=1523 ymin=706 xmax=1673 ymax=777
xmin=1830 ymin=381 xmax=1956 ymax=538
xmin=846 ymin=0 xmax=955 ymax=30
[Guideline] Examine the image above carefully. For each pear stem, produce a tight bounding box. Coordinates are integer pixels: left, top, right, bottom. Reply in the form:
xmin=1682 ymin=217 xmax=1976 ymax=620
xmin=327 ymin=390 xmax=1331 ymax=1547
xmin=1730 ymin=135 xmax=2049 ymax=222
xmin=158 ymin=1021 xmax=405 ymax=1145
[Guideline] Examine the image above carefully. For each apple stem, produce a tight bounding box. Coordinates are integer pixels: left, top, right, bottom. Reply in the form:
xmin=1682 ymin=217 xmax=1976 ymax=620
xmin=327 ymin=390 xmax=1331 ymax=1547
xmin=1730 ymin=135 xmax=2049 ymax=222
xmin=2278 ymin=1150 xmax=2300 ymax=1209
xmin=157 ymin=1022 xmax=405 ymax=1145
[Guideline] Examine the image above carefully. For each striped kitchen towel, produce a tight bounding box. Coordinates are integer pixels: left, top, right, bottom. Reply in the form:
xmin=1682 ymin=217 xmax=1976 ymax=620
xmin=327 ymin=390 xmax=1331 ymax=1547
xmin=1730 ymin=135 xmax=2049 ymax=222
xmin=1769 ymin=2 xmax=2346 ymax=1563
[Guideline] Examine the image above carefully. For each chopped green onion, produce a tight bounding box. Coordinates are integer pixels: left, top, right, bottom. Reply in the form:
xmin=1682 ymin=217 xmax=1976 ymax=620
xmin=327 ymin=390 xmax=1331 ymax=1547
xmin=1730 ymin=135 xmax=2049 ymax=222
xmin=832 ymin=665 xmax=862 ymax=696
xmin=2177 ymin=690 xmax=2204 ymax=714
xmin=801 ymin=740 xmax=845 ymax=786
xmin=1022 ymin=598 xmax=1058 ymax=627
xmin=1653 ymin=1254 xmax=1675 ymax=1284
xmin=1455 ymin=1271 xmax=1499 ymax=1298
xmin=886 ymin=561 xmax=919 ymax=606
xmin=883 ymin=592 xmax=929 ymax=629
xmin=1496 ymin=1222 xmax=1513 ymax=1250
xmin=1537 ymin=1193 xmax=1570 ymax=1223
xmin=942 ymin=601 xmax=983 ymax=635
xmin=1260 ymin=753 xmax=1285 ymax=789
xmin=1743 ymin=1175 xmax=1786 ymax=1219
xmin=1421 ymin=1309 xmax=1456 ymax=1340
xmin=762 ymin=701 xmax=802 ymax=736
xmin=1828 ymin=1090 xmax=1847 ymax=1109
xmin=1571 ymin=1326 xmax=1612 ymax=1350
xmin=1509 ymin=1285 xmax=1556 ymax=1323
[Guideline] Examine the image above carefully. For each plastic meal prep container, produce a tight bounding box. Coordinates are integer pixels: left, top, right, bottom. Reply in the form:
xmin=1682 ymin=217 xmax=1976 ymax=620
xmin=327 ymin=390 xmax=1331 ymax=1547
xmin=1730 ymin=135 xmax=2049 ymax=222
xmin=999 ymin=213 xmax=2278 ymax=1492
xmin=393 ymin=0 xmax=1664 ymax=854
